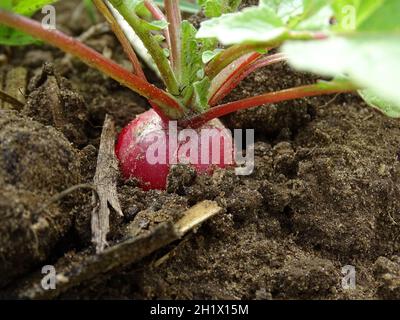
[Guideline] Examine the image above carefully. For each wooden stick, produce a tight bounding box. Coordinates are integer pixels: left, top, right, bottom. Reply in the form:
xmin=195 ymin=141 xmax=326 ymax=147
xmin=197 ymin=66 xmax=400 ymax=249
xmin=91 ymin=115 xmax=123 ymax=254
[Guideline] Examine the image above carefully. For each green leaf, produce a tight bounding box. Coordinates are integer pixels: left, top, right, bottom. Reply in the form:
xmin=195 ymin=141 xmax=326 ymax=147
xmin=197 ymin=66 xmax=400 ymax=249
xmin=332 ymin=0 xmax=384 ymax=31
xmin=260 ymin=0 xmax=333 ymax=30
xmin=259 ymin=0 xmax=333 ymax=30
xmin=0 ymin=0 xmax=58 ymax=46
xmin=202 ymin=49 xmax=223 ymax=63
xmin=198 ymin=0 xmax=242 ymax=18
xmin=359 ymin=89 xmax=400 ymax=118
xmin=196 ymin=0 xmax=333 ymax=45
xmin=0 ymin=0 xmax=13 ymax=10
xmin=178 ymin=21 xmax=217 ymax=110
xmin=0 ymin=27 xmax=39 ymax=45
xmin=181 ymin=21 xmax=201 ymax=87
xmin=135 ymin=2 xmax=152 ymax=19
xmin=12 ymin=0 xmax=58 ymax=16
xmin=294 ymin=0 xmax=333 ymax=30
xmin=193 ymin=77 xmax=211 ymax=112
xmin=203 ymin=0 xmax=223 ymax=18
xmin=261 ymin=0 xmax=304 ymax=24
xmin=197 ymin=6 xmax=287 ymax=44
xmin=122 ymin=0 xmax=144 ymax=12
xmin=196 ymin=68 xmax=205 ymax=79
xmin=180 ymin=21 xmax=215 ymax=105
xmin=141 ymin=19 xmax=169 ymax=31
xmin=282 ymin=1 xmax=400 ymax=117
xmin=357 ymin=0 xmax=400 ymax=32
xmin=163 ymin=48 xmax=170 ymax=57
xmin=153 ymin=34 xmax=166 ymax=42
xmin=282 ymin=35 xmax=400 ymax=113
xmin=332 ymin=0 xmax=400 ymax=32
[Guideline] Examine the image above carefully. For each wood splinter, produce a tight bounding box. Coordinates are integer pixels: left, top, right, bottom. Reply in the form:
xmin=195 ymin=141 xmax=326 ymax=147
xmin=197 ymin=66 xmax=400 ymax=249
xmin=91 ymin=115 xmax=123 ymax=254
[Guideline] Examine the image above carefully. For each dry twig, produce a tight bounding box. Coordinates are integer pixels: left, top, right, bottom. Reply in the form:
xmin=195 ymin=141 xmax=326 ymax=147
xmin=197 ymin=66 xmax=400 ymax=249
xmin=91 ymin=115 xmax=123 ymax=253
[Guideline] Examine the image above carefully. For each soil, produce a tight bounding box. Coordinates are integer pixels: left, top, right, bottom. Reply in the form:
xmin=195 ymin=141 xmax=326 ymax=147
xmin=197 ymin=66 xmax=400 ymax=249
xmin=1 ymin=0 xmax=400 ymax=299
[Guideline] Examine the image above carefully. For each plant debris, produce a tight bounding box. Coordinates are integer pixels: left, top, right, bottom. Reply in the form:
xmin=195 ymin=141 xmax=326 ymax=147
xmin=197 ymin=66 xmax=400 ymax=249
xmin=91 ymin=115 xmax=123 ymax=253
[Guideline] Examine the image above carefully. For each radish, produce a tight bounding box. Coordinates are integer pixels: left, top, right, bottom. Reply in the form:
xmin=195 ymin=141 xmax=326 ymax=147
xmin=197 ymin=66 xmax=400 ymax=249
xmin=115 ymin=109 xmax=234 ymax=190
xmin=1 ymin=2 xmax=356 ymax=190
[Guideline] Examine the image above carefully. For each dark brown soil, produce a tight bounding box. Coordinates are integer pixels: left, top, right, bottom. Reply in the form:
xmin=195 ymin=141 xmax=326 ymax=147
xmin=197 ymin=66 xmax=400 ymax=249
xmin=1 ymin=0 xmax=400 ymax=299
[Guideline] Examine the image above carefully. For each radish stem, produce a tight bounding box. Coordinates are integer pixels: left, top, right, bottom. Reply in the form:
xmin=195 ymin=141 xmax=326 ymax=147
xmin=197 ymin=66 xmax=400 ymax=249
xmin=108 ymin=0 xmax=180 ymax=95
xmin=144 ymin=0 xmax=171 ymax=51
xmin=210 ymin=53 xmax=287 ymax=106
xmin=206 ymin=43 xmax=269 ymax=79
xmin=0 ymin=9 xmax=184 ymax=119
xmin=164 ymin=0 xmax=182 ymax=81
xmin=205 ymin=31 xmax=329 ymax=80
xmin=92 ymin=0 xmax=145 ymax=79
xmin=94 ymin=0 xmax=170 ymax=121
xmin=208 ymin=52 xmax=261 ymax=105
xmin=181 ymin=83 xmax=356 ymax=128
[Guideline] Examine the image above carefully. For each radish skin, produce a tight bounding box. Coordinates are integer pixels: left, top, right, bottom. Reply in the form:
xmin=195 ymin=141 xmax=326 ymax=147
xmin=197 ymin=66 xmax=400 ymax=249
xmin=115 ymin=109 xmax=235 ymax=190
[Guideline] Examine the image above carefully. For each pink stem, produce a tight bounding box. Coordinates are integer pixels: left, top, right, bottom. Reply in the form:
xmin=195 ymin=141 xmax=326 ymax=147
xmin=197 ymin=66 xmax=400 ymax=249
xmin=181 ymin=84 xmax=354 ymax=128
xmin=164 ymin=0 xmax=182 ymax=79
xmin=208 ymin=52 xmax=261 ymax=105
xmin=0 ymin=9 xmax=184 ymax=120
xmin=209 ymin=53 xmax=287 ymax=106
xmin=144 ymin=0 xmax=171 ymax=51
xmin=93 ymin=0 xmax=146 ymax=79
xmin=205 ymin=43 xmax=267 ymax=79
